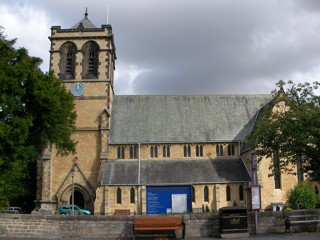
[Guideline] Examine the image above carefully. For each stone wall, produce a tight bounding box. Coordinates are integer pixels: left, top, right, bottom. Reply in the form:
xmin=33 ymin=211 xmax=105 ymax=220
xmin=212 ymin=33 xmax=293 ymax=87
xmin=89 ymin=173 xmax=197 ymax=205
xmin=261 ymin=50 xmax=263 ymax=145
xmin=0 ymin=210 xmax=319 ymax=239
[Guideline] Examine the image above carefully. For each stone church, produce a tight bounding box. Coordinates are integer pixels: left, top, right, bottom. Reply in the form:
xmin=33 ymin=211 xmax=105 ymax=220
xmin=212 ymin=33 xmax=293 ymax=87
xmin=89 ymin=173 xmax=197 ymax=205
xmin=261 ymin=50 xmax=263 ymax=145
xmin=35 ymin=12 xmax=306 ymax=215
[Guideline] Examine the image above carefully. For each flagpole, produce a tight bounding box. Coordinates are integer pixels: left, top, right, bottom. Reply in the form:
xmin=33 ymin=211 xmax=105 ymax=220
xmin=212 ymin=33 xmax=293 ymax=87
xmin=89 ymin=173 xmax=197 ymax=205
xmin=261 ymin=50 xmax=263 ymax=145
xmin=107 ymin=1 xmax=110 ymax=24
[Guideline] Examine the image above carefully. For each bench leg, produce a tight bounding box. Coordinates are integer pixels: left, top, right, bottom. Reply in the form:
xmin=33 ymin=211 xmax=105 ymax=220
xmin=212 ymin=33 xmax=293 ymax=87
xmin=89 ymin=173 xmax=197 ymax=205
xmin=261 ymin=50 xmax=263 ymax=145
xmin=285 ymin=225 xmax=292 ymax=235
xmin=182 ymin=222 xmax=186 ymax=240
xmin=182 ymin=228 xmax=186 ymax=240
xmin=285 ymin=226 xmax=292 ymax=235
xmin=284 ymin=219 xmax=290 ymax=234
xmin=285 ymin=223 xmax=292 ymax=235
xmin=132 ymin=225 xmax=135 ymax=240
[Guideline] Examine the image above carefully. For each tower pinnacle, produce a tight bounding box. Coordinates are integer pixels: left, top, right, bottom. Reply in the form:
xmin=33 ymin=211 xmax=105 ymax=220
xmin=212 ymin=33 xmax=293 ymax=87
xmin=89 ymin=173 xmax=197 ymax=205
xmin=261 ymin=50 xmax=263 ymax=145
xmin=85 ymin=7 xmax=88 ymax=19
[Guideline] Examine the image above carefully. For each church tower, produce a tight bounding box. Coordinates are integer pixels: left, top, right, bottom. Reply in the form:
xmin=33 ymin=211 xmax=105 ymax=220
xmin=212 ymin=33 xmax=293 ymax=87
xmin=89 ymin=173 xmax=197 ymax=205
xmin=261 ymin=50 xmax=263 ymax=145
xmin=35 ymin=11 xmax=116 ymax=213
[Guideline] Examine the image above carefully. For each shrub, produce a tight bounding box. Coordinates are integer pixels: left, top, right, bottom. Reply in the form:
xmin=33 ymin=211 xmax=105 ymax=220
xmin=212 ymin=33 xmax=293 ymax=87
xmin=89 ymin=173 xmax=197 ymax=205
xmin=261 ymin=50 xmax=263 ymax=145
xmin=0 ymin=192 xmax=9 ymax=210
xmin=287 ymin=182 xmax=319 ymax=209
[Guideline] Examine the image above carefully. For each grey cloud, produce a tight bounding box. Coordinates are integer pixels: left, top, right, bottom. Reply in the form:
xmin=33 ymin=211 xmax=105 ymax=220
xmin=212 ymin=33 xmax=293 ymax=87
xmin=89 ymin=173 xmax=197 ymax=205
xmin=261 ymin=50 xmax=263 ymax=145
xmin=2 ymin=0 xmax=320 ymax=95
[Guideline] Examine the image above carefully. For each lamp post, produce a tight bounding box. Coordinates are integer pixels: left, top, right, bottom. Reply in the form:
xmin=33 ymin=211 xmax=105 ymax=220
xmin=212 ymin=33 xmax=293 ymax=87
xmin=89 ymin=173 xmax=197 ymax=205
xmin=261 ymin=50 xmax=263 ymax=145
xmin=70 ymin=166 xmax=75 ymax=215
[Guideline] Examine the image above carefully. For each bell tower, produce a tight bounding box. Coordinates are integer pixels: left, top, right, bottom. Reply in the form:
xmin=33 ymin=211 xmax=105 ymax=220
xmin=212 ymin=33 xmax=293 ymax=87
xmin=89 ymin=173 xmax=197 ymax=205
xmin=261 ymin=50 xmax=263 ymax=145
xmin=35 ymin=11 xmax=116 ymax=213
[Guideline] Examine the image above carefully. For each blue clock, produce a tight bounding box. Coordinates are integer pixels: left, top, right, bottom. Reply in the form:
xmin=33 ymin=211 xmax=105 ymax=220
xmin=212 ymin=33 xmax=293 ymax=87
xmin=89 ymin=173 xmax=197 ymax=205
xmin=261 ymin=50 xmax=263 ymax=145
xmin=71 ymin=82 xmax=85 ymax=97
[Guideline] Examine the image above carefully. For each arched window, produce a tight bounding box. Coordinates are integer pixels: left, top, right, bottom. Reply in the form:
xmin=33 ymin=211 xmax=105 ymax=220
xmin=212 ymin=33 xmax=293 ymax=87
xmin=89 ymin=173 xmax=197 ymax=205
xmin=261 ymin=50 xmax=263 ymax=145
xmin=239 ymin=185 xmax=244 ymax=201
xmin=226 ymin=185 xmax=231 ymax=201
xmin=116 ymin=188 xmax=122 ymax=204
xmin=82 ymin=41 xmax=99 ymax=79
xmin=204 ymin=186 xmax=209 ymax=202
xmin=130 ymin=146 xmax=137 ymax=159
xmin=273 ymin=149 xmax=281 ymax=189
xmin=163 ymin=145 xmax=170 ymax=158
xmin=60 ymin=42 xmax=77 ymax=80
xmin=130 ymin=187 xmax=135 ymax=204
xmin=192 ymin=186 xmax=196 ymax=203
xmin=196 ymin=145 xmax=203 ymax=157
xmin=117 ymin=146 xmax=125 ymax=159
xmin=216 ymin=144 xmax=223 ymax=157
xmin=227 ymin=144 xmax=235 ymax=156
xmin=184 ymin=145 xmax=191 ymax=157
xmin=150 ymin=145 xmax=158 ymax=158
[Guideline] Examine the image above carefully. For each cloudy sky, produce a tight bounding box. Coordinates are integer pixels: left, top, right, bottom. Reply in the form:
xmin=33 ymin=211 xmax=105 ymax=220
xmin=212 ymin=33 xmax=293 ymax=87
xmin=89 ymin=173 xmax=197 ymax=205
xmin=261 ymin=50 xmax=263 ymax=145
xmin=1 ymin=0 xmax=320 ymax=95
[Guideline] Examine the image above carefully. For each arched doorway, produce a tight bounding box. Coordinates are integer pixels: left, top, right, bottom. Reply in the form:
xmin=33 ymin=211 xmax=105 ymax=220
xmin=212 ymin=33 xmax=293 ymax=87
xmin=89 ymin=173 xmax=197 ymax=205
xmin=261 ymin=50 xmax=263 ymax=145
xmin=70 ymin=190 xmax=85 ymax=208
xmin=60 ymin=184 xmax=94 ymax=211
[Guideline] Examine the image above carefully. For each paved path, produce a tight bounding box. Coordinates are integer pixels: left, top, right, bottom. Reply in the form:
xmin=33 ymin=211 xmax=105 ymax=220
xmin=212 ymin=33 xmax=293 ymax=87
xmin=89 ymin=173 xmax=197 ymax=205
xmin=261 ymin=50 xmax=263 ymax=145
xmin=191 ymin=232 xmax=320 ymax=239
xmin=1 ymin=232 xmax=320 ymax=239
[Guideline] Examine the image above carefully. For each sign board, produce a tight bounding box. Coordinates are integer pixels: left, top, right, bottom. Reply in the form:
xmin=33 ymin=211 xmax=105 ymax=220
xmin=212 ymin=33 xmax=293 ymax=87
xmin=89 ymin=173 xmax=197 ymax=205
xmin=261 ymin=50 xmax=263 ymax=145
xmin=172 ymin=194 xmax=187 ymax=213
xmin=252 ymin=152 xmax=258 ymax=170
xmin=251 ymin=185 xmax=261 ymax=210
xmin=146 ymin=186 xmax=191 ymax=214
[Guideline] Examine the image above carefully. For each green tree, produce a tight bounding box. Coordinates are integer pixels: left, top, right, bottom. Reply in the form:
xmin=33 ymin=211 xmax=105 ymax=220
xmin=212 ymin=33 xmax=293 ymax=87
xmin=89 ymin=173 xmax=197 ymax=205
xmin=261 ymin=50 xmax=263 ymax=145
xmin=287 ymin=182 xmax=319 ymax=209
xmin=247 ymin=80 xmax=320 ymax=182
xmin=0 ymin=28 xmax=76 ymax=211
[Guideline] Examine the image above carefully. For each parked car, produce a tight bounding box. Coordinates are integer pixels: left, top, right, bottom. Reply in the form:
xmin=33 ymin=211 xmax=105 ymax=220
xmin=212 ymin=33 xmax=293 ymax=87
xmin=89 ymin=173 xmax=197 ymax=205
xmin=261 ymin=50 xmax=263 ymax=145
xmin=58 ymin=204 xmax=91 ymax=215
xmin=1 ymin=207 xmax=21 ymax=214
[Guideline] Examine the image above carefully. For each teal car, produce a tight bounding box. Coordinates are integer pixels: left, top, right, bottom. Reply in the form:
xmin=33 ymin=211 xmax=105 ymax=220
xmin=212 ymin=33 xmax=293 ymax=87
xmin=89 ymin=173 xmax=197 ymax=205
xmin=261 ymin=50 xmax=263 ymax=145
xmin=58 ymin=204 xmax=91 ymax=215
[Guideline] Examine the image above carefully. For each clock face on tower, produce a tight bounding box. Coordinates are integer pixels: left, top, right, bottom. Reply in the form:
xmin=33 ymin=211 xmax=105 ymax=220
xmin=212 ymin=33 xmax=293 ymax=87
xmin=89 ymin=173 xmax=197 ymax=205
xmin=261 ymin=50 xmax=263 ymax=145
xmin=70 ymin=82 xmax=85 ymax=96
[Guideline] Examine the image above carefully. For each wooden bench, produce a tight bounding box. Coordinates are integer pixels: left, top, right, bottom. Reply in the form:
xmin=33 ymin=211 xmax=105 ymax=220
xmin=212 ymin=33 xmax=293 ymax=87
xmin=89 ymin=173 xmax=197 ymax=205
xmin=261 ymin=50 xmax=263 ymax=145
xmin=133 ymin=215 xmax=186 ymax=240
xmin=114 ymin=209 xmax=130 ymax=216
xmin=284 ymin=211 xmax=320 ymax=234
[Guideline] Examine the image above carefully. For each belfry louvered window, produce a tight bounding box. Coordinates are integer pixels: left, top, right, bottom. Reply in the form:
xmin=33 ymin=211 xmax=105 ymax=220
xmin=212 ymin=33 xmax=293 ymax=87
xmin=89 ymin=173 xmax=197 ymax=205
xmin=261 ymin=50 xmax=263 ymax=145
xmin=82 ymin=41 xmax=99 ymax=79
xmin=66 ymin=52 xmax=73 ymax=74
xmin=60 ymin=42 xmax=76 ymax=80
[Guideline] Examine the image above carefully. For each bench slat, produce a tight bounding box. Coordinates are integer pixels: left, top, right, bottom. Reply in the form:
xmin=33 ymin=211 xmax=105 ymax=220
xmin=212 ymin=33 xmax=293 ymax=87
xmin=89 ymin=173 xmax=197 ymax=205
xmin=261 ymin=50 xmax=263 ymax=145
xmin=287 ymin=215 xmax=319 ymax=218
xmin=284 ymin=213 xmax=320 ymax=235
xmin=135 ymin=227 xmax=184 ymax=230
xmin=114 ymin=209 xmax=130 ymax=215
xmin=133 ymin=215 xmax=186 ymax=240
xmin=290 ymin=220 xmax=320 ymax=224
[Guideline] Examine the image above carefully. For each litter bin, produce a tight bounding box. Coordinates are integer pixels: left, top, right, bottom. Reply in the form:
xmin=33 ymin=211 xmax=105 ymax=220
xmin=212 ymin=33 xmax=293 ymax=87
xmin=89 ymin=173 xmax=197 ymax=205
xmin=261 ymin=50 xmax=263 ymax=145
xmin=219 ymin=206 xmax=248 ymax=238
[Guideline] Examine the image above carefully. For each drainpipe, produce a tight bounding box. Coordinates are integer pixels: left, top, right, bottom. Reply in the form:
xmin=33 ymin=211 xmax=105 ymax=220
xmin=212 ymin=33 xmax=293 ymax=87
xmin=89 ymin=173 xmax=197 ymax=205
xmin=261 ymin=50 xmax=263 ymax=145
xmin=137 ymin=143 xmax=142 ymax=215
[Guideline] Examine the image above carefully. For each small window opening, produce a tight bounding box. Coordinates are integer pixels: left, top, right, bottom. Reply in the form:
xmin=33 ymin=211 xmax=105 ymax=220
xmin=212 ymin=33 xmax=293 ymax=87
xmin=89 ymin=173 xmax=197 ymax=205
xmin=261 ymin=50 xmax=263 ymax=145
xmin=204 ymin=186 xmax=209 ymax=202
xmin=130 ymin=188 xmax=135 ymax=204
xmin=226 ymin=185 xmax=231 ymax=201
xmin=117 ymin=188 xmax=122 ymax=204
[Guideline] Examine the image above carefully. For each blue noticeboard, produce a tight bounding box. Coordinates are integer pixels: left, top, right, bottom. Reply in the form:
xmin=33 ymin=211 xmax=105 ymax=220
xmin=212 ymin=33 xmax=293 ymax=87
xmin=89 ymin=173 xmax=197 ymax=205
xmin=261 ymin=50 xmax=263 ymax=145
xmin=146 ymin=186 xmax=192 ymax=215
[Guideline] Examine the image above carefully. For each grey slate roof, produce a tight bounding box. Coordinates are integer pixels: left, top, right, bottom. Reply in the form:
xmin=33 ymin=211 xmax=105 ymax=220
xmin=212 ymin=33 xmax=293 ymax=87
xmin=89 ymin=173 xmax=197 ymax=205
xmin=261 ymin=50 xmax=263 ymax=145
xmin=71 ymin=15 xmax=97 ymax=29
xmin=109 ymin=95 xmax=272 ymax=144
xmin=99 ymin=159 xmax=251 ymax=185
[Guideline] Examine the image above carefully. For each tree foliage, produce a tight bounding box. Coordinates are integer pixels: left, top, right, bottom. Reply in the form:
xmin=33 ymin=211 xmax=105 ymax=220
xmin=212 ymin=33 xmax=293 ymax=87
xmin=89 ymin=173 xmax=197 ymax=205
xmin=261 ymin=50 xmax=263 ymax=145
xmin=287 ymin=182 xmax=319 ymax=209
xmin=0 ymin=28 xmax=76 ymax=211
xmin=247 ymin=80 xmax=320 ymax=181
